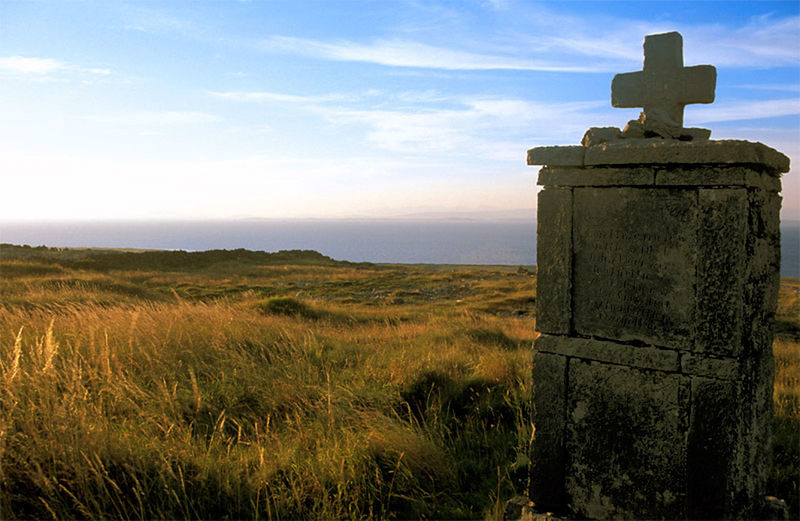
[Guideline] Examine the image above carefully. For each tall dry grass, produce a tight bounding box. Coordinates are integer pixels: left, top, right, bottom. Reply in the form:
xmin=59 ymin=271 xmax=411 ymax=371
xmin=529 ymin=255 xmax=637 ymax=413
xmin=0 ymin=267 xmax=535 ymax=519
xmin=0 ymin=255 xmax=796 ymax=518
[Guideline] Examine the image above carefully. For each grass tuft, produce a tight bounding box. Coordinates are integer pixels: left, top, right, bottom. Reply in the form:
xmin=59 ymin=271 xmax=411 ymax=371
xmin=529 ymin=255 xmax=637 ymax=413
xmin=255 ymin=296 xmax=321 ymax=319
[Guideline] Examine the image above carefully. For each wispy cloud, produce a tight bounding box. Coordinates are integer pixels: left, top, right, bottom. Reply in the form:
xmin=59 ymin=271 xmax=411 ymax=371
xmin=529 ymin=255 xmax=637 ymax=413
xmin=677 ymin=15 xmax=800 ymax=67
xmin=207 ymin=91 xmax=347 ymax=104
xmin=85 ymin=111 xmax=219 ymax=126
xmin=0 ymin=56 xmax=111 ymax=79
xmin=0 ymin=56 xmax=65 ymax=74
xmin=736 ymin=83 xmax=800 ymax=93
xmin=689 ymin=98 xmax=800 ymax=124
xmin=259 ymin=36 xmax=604 ymax=72
xmin=514 ymin=12 xmax=800 ymax=70
xmin=208 ymin=84 xmax=605 ymax=158
xmin=122 ymin=6 xmax=197 ymax=35
xmin=255 ymin=10 xmax=798 ymax=74
xmin=312 ymin=97 xmax=604 ymax=159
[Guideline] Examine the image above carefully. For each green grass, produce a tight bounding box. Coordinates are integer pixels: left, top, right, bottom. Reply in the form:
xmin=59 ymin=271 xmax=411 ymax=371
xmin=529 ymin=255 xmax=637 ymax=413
xmin=0 ymin=246 xmax=796 ymax=519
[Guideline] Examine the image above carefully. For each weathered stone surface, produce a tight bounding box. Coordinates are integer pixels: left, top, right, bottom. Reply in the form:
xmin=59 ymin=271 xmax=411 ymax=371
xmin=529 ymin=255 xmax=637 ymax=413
xmin=680 ymin=353 xmax=738 ymax=380
xmin=622 ymin=110 xmax=712 ymax=141
xmin=536 ymin=188 xmax=572 ymax=334
xmin=696 ymin=188 xmax=746 ymax=355
xmin=621 ymin=116 xmax=646 ymax=138
xmin=584 ymin=139 xmax=790 ymax=173
xmin=565 ymin=360 xmax=689 ymax=520
xmin=530 ymin=351 xmax=568 ymax=510
xmin=745 ymin=170 xmax=782 ymax=192
xmin=686 ymin=357 xmax=775 ymax=518
xmin=737 ymin=351 xmax=776 ymax=518
xmin=682 ymin=127 xmax=712 ymax=140
xmin=540 ymin=164 xmax=781 ymax=188
xmin=535 ymin=334 xmax=679 ymax=372
xmin=572 ymin=187 xmax=696 ymax=347
xmin=655 ymin=165 xmax=781 ymax=189
xmin=688 ymin=377 xmax=739 ymax=519
xmin=656 ymin=165 xmax=746 ymax=186
xmin=530 ymin=140 xmax=789 ymax=172
xmin=537 ymin=166 xmax=654 ymax=187
xmin=528 ymin=145 xmax=584 ymax=166
xmin=744 ymin=190 xmax=782 ymax=358
xmin=581 ymin=127 xmax=622 ymax=147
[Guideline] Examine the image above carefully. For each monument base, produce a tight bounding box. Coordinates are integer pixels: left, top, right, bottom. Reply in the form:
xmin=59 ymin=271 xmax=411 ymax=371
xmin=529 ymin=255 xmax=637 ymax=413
xmin=528 ymin=140 xmax=787 ymax=520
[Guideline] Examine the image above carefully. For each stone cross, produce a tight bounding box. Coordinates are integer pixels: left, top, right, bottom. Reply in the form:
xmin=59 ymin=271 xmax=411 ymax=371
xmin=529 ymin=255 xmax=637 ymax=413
xmin=612 ymin=31 xmax=716 ymax=127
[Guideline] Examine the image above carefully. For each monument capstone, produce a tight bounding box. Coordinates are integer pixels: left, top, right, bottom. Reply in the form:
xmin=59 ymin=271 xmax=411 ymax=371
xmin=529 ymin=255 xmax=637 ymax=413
xmin=521 ymin=31 xmax=790 ymax=520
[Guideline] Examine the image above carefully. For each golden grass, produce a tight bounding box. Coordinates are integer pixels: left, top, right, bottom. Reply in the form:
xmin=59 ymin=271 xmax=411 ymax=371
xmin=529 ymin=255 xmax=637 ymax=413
xmin=0 ymin=254 xmax=796 ymax=519
xmin=0 ymin=259 xmax=538 ymax=519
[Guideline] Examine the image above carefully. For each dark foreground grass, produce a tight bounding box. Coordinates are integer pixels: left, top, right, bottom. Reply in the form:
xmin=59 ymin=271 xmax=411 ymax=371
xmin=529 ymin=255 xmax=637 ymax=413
xmin=0 ymin=246 xmax=797 ymax=519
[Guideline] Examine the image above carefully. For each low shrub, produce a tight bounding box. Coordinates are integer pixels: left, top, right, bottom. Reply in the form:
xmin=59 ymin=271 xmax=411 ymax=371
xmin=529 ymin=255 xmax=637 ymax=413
xmin=255 ymin=297 xmax=320 ymax=319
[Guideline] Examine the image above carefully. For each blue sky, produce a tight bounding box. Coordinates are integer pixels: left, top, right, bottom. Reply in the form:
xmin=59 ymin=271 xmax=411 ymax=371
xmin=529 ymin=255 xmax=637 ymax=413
xmin=1 ymin=0 xmax=798 ymax=221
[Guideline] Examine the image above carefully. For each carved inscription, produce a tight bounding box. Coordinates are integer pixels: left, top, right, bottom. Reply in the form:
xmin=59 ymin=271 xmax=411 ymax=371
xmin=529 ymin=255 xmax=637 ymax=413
xmin=573 ymin=188 xmax=696 ymax=347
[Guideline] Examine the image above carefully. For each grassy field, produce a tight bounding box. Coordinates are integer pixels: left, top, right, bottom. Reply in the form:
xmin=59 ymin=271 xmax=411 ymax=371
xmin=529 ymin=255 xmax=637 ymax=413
xmin=0 ymin=244 xmax=797 ymax=519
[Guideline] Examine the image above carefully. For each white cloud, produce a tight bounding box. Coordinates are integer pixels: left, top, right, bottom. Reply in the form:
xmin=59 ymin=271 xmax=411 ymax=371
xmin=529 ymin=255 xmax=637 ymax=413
xmin=515 ymin=13 xmax=800 ymax=71
xmin=312 ymin=97 xmax=604 ymax=159
xmin=0 ymin=56 xmax=66 ymax=74
xmin=678 ymin=16 xmax=800 ymax=67
xmin=122 ymin=6 xmax=196 ymax=35
xmin=736 ymin=83 xmax=800 ymax=93
xmin=255 ymin=10 xmax=799 ymax=74
xmin=0 ymin=55 xmax=111 ymax=79
xmin=85 ymin=111 xmax=219 ymax=126
xmin=207 ymin=91 xmax=346 ymax=104
xmin=689 ymin=98 xmax=800 ymax=124
xmin=208 ymin=84 xmax=606 ymax=159
xmin=260 ymin=36 xmax=604 ymax=72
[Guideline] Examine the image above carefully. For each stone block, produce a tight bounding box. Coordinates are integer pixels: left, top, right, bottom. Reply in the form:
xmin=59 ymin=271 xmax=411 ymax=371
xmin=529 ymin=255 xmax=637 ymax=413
xmin=583 ymin=139 xmax=790 ymax=173
xmin=745 ymin=170 xmax=782 ymax=192
xmin=744 ymin=190 xmax=782 ymax=357
xmin=695 ymin=188 xmax=746 ymax=356
xmin=748 ymin=352 xmax=775 ymax=507
xmin=536 ymin=187 xmax=572 ymax=334
xmin=686 ymin=356 xmax=773 ymax=520
xmin=688 ymin=376 xmax=739 ymax=519
xmin=655 ymin=165 xmax=786 ymax=190
xmin=528 ymin=145 xmax=585 ymax=166
xmin=680 ymin=354 xmax=738 ymax=380
xmin=530 ymin=350 xmax=568 ymax=510
xmin=535 ymin=334 xmax=679 ymax=372
xmin=581 ymin=127 xmax=622 ymax=147
xmin=537 ymin=166 xmax=654 ymax=187
xmin=572 ymin=187 xmax=696 ymax=347
xmin=565 ymin=360 xmax=689 ymax=520
xmin=655 ymin=165 xmax=746 ymax=186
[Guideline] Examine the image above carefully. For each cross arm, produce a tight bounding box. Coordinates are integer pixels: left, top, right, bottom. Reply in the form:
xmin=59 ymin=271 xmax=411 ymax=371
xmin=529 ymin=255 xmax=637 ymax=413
xmin=611 ymin=71 xmax=646 ymax=108
xmin=678 ymin=65 xmax=716 ymax=104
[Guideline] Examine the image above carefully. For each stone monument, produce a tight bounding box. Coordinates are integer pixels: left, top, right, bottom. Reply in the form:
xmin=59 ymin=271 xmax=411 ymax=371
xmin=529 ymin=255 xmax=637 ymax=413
xmin=526 ymin=32 xmax=790 ymax=520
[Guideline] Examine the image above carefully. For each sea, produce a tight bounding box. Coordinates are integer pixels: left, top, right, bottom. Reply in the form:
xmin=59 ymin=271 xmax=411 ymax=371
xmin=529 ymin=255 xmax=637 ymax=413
xmin=1 ymin=219 xmax=799 ymax=277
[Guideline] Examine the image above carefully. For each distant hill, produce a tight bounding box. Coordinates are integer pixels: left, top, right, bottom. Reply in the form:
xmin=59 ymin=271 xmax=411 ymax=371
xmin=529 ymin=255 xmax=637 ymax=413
xmin=0 ymin=243 xmax=368 ymax=272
